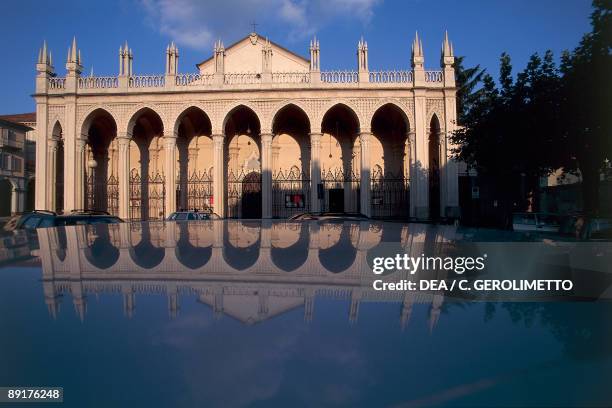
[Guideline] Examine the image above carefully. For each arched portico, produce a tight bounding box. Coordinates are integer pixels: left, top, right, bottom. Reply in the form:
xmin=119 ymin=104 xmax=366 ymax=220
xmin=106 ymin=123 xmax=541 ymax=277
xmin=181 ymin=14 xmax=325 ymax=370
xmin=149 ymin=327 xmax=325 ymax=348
xmin=81 ymin=109 xmax=118 ymax=215
xmin=224 ymin=105 xmax=263 ymax=218
xmin=370 ymin=103 xmax=411 ymax=218
xmin=126 ymin=107 xmax=166 ymax=220
xmin=319 ymin=103 xmax=361 ymax=214
xmin=271 ymin=104 xmax=311 ymax=218
xmin=174 ymin=106 xmax=213 ymax=212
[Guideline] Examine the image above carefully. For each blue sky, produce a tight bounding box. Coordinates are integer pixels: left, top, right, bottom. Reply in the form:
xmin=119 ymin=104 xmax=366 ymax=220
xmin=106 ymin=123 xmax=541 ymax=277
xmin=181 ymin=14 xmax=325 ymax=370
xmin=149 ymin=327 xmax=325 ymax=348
xmin=0 ymin=0 xmax=593 ymax=114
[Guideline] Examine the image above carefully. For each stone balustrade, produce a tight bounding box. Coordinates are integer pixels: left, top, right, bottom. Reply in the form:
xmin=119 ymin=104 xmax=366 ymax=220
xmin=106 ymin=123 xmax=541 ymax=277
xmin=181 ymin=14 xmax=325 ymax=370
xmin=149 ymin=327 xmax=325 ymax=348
xmin=46 ymin=69 xmax=449 ymax=93
xmin=369 ymin=70 xmax=413 ymax=83
xmin=78 ymin=76 xmax=119 ymax=89
xmin=128 ymin=75 xmax=165 ymax=88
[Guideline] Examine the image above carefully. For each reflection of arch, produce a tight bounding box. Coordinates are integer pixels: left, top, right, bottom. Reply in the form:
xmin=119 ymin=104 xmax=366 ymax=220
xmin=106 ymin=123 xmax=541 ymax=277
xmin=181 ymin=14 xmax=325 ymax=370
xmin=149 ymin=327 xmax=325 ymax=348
xmin=270 ymin=223 xmax=309 ymax=272
xmin=129 ymin=223 xmax=165 ymax=269
xmin=429 ymin=114 xmax=441 ymax=219
xmin=318 ymin=223 xmax=357 ymax=273
xmin=223 ymin=221 xmax=260 ymax=270
xmin=84 ymin=226 xmax=119 ymax=269
xmin=175 ymin=222 xmax=212 ymax=270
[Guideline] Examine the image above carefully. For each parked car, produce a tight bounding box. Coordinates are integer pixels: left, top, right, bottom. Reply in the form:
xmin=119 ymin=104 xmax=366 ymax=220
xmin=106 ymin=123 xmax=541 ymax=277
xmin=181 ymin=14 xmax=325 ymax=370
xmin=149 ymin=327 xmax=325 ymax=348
xmin=289 ymin=212 xmax=369 ymax=221
xmin=559 ymin=213 xmax=612 ymax=240
xmin=10 ymin=210 xmax=123 ymax=230
xmin=512 ymin=212 xmax=560 ymax=233
xmin=167 ymin=210 xmax=220 ymax=221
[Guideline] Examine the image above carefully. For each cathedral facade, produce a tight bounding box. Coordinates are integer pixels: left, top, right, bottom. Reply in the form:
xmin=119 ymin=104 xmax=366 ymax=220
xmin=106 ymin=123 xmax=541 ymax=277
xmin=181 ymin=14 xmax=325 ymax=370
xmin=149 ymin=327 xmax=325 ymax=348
xmin=33 ymin=32 xmax=459 ymax=220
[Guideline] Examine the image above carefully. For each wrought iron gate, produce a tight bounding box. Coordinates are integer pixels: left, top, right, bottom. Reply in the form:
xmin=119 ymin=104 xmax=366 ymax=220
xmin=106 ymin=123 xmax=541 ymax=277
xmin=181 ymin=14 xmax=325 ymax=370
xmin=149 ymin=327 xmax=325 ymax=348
xmin=370 ymin=168 xmax=410 ymax=218
xmin=320 ymin=168 xmax=360 ymax=213
xmin=272 ymin=167 xmax=310 ymax=218
xmin=129 ymin=169 xmax=166 ymax=221
xmin=86 ymin=174 xmax=119 ymax=215
xmin=180 ymin=170 xmax=213 ymax=212
xmin=227 ymin=169 xmax=261 ymax=218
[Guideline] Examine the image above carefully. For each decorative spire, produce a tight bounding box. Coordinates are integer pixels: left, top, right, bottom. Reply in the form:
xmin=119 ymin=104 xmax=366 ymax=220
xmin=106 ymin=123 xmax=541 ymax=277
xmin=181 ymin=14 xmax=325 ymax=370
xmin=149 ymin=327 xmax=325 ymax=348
xmin=357 ymin=36 xmax=368 ymax=73
xmin=71 ymin=36 xmax=78 ymax=63
xmin=442 ymin=30 xmax=453 ymax=57
xmin=309 ymin=35 xmax=320 ymax=71
xmin=166 ymin=41 xmax=179 ymax=75
xmin=412 ymin=31 xmax=423 ymax=58
xmin=411 ymin=31 xmax=424 ymax=70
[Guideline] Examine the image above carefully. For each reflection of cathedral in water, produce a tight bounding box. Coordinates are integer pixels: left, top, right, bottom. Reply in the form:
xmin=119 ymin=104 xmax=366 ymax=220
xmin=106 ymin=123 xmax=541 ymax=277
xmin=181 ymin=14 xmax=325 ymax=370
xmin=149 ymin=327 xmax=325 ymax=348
xmin=36 ymin=221 xmax=457 ymax=329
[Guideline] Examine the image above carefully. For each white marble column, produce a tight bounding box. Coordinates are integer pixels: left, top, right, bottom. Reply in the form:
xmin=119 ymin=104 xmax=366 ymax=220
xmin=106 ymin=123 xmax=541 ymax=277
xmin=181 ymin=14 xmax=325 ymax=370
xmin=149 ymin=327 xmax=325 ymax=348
xmin=164 ymin=134 xmax=177 ymax=217
xmin=212 ymin=134 xmax=225 ymax=218
xmin=75 ymin=137 xmax=87 ymax=210
xmin=261 ymin=133 xmax=273 ymax=219
xmin=117 ymin=135 xmax=131 ymax=220
xmin=359 ymin=131 xmax=371 ymax=217
xmin=34 ymin=102 xmax=48 ymax=210
xmin=407 ymin=131 xmax=417 ymax=218
xmin=310 ymin=132 xmax=322 ymax=213
xmin=413 ymin=93 xmax=429 ymax=219
xmin=47 ymin=138 xmax=57 ymax=211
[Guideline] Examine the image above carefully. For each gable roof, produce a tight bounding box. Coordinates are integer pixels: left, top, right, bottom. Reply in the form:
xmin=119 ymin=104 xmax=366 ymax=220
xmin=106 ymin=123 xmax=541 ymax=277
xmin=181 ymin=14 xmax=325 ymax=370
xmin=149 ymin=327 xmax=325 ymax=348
xmin=195 ymin=32 xmax=309 ymax=70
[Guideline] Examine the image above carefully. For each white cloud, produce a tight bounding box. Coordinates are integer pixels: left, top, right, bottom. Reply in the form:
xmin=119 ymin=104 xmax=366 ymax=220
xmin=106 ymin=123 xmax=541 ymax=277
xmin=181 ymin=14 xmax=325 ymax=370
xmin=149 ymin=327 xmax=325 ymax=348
xmin=139 ymin=0 xmax=381 ymax=50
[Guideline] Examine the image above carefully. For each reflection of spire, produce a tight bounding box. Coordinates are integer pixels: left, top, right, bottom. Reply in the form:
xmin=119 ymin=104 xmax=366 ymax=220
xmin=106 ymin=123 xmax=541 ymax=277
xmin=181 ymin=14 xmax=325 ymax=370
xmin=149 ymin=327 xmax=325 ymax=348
xmin=429 ymin=292 xmax=444 ymax=333
xmin=213 ymin=287 xmax=224 ymax=319
xmin=168 ymin=291 xmax=179 ymax=319
xmin=400 ymin=303 xmax=412 ymax=331
xmin=349 ymin=290 xmax=361 ymax=324
xmin=73 ymin=296 xmax=86 ymax=322
xmin=257 ymin=291 xmax=269 ymax=319
xmin=304 ymin=290 xmax=315 ymax=322
xmin=46 ymin=296 xmax=60 ymax=320
xmin=123 ymin=290 xmax=135 ymax=319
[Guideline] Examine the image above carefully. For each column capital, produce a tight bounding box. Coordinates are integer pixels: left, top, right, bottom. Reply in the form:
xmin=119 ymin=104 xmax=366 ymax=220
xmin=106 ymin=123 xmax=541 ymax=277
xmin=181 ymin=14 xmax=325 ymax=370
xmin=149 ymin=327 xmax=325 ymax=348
xmin=261 ymin=132 xmax=273 ymax=144
xmin=76 ymin=138 xmax=87 ymax=149
xmin=116 ymin=131 xmax=132 ymax=140
xmin=309 ymin=132 xmax=323 ymax=141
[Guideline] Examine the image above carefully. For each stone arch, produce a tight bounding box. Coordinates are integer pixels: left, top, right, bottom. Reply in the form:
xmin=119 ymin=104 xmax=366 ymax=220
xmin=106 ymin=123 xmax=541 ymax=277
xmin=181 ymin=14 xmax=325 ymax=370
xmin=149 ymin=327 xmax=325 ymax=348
xmin=319 ymin=101 xmax=361 ymax=132
xmin=172 ymin=104 xmax=213 ymax=136
xmin=270 ymin=101 xmax=312 ymax=133
xmin=79 ymin=106 xmax=118 ymax=139
xmin=221 ymin=102 xmax=264 ymax=133
xmin=369 ymin=101 xmax=412 ymax=133
xmin=126 ymin=105 xmax=166 ymax=137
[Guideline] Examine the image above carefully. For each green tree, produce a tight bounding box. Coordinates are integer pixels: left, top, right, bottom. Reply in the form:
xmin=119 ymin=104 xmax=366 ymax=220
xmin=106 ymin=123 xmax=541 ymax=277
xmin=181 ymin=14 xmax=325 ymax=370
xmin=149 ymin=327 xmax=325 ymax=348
xmin=558 ymin=0 xmax=612 ymax=215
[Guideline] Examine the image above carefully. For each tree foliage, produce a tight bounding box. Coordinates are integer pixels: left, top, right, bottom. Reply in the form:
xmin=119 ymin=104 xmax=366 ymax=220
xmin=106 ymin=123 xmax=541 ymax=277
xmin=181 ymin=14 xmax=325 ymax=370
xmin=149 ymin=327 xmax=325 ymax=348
xmin=451 ymin=0 xmax=611 ymax=215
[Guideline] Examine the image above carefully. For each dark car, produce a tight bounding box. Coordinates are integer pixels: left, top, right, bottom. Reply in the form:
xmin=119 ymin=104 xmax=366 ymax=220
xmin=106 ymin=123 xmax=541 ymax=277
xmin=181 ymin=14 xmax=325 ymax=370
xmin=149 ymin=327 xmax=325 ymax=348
xmin=11 ymin=210 xmax=123 ymax=230
xmin=167 ymin=210 xmax=220 ymax=221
